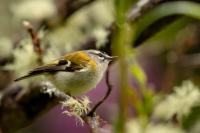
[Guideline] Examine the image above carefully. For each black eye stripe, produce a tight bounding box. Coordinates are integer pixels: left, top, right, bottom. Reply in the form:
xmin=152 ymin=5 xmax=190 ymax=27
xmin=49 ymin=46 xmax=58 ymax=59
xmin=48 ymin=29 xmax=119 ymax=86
xmin=101 ymin=51 xmax=107 ymax=55
xmin=98 ymin=53 xmax=104 ymax=57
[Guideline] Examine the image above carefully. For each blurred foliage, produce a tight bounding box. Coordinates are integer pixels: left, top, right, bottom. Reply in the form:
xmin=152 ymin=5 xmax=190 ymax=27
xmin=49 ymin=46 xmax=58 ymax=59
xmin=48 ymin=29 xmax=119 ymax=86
xmin=1 ymin=0 xmax=200 ymax=133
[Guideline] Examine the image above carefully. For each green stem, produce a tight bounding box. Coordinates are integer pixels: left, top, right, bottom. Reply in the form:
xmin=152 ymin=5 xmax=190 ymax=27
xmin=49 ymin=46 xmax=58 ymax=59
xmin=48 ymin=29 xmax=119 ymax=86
xmin=112 ymin=22 xmax=135 ymax=133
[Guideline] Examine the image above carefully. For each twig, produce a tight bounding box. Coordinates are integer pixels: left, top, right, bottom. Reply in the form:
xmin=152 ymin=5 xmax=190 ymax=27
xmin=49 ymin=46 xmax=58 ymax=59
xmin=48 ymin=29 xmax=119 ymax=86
xmin=87 ymin=66 xmax=112 ymax=117
xmin=84 ymin=115 xmax=109 ymax=133
xmin=23 ymin=21 xmax=43 ymax=62
xmin=127 ymin=0 xmax=165 ymax=22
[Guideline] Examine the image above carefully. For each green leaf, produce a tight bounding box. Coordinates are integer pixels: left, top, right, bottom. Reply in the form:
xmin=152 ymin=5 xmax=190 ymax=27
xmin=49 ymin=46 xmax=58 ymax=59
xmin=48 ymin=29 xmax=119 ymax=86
xmin=130 ymin=61 xmax=147 ymax=86
xmin=141 ymin=17 xmax=194 ymax=48
xmin=135 ymin=1 xmax=200 ymax=40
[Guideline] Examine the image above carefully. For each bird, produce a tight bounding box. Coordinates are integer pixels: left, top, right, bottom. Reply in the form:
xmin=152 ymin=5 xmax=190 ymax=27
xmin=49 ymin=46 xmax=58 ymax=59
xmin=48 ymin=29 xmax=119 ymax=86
xmin=15 ymin=49 xmax=116 ymax=95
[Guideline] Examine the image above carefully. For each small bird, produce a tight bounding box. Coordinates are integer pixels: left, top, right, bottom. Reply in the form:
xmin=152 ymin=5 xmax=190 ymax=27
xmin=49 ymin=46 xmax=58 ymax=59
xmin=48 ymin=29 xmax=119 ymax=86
xmin=15 ymin=50 xmax=116 ymax=95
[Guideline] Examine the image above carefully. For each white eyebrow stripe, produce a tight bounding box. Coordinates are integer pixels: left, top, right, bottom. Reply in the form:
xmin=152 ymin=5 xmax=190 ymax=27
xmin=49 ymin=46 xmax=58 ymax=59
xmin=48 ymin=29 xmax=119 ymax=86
xmin=90 ymin=51 xmax=101 ymax=55
xmin=87 ymin=50 xmax=111 ymax=60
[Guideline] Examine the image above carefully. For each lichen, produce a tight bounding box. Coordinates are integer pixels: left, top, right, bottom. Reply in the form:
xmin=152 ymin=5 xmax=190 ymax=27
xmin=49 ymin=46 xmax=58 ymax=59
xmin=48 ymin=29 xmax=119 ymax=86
xmin=153 ymin=80 xmax=200 ymax=121
xmin=61 ymin=96 xmax=91 ymax=125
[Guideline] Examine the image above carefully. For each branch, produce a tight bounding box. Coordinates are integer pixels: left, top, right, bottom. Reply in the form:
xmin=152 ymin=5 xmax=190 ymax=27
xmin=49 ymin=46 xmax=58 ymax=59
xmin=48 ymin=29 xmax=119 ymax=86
xmin=0 ymin=83 xmax=59 ymax=133
xmin=84 ymin=115 xmax=111 ymax=133
xmin=47 ymin=81 xmax=111 ymax=133
xmin=23 ymin=21 xmax=43 ymax=63
xmin=0 ymin=67 xmax=113 ymax=133
xmin=127 ymin=0 xmax=165 ymax=22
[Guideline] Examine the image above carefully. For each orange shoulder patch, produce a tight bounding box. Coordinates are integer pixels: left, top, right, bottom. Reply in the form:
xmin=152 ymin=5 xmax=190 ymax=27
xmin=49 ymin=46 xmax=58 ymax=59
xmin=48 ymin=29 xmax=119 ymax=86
xmin=63 ymin=51 xmax=97 ymax=70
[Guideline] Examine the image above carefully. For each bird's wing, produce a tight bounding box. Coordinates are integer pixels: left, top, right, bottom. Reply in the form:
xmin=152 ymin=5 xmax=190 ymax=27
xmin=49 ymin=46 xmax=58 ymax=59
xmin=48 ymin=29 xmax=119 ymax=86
xmin=14 ymin=51 xmax=91 ymax=81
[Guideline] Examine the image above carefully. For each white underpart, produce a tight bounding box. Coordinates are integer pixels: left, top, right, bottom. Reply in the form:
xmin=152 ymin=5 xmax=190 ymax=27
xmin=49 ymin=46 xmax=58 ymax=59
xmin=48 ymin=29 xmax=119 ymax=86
xmin=48 ymin=61 xmax=108 ymax=95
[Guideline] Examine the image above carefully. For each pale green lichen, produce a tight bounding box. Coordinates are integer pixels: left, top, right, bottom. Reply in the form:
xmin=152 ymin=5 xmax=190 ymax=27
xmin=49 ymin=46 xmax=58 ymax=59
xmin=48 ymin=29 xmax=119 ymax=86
xmin=7 ymin=39 xmax=38 ymax=76
xmin=153 ymin=80 xmax=200 ymax=121
xmin=46 ymin=0 xmax=114 ymax=52
xmin=126 ymin=119 xmax=185 ymax=133
xmin=61 ymin=96 xmax=91 ymax=125
xmin=0 ymin=37 xmax=12 ymax=59
xmin=5 ymin=28 xmax=59 ymax=83
xmin=93 ymin=28 xmax=110 ymax=48
xmin=11 ymin=0 xmax=57 ymax=21
xmin=41 ymin=82 xmax=91 ymax=125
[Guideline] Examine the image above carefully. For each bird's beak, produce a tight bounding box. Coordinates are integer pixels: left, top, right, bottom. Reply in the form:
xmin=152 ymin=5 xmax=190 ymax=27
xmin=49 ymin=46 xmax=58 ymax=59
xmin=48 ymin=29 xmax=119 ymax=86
xmin=106 ymin=56 xmax=118 ymax=61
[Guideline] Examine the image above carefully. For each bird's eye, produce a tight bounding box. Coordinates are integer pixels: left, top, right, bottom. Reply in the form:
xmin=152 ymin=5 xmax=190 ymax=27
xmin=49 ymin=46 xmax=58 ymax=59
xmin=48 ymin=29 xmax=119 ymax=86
xmin=98 ymin=54 xmax=105 ymax=61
